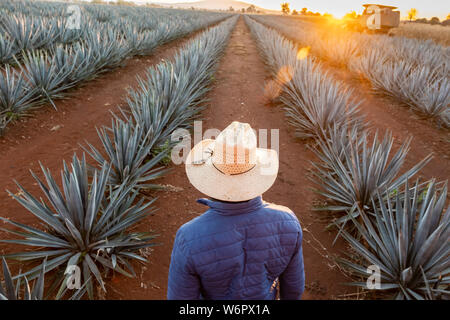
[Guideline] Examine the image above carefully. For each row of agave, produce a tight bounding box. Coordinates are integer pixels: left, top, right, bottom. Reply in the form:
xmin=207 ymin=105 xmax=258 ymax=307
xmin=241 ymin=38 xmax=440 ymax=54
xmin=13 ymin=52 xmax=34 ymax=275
xmin=0 ymin=0 xmax=228 ymax=63
xmin=250 ymin=15 xmax=450 ymax=128
xmin=245 ymin=16 xmax=449 ymax=300
xmin=0 ymin=15 xmax=238 ymax=300
xmin=0 ymin=13 xmax=83 ymax=63
xmin=0 ymin=0 xmax=230 ymax=134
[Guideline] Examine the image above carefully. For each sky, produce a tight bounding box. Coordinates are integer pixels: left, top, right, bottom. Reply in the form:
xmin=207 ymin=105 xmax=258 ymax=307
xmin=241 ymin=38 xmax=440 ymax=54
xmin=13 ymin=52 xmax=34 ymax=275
xmin=144 ymin=0 xmax=449 ymax=20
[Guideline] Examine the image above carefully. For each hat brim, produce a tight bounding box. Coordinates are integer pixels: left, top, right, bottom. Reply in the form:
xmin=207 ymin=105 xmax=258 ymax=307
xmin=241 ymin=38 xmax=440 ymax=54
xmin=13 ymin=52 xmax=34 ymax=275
xmin=185 ymin=139 xmax=279 ymax=202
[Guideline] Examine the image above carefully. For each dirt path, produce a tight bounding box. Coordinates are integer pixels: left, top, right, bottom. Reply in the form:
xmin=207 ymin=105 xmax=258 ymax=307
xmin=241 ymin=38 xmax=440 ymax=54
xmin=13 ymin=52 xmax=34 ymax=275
xmin=106 ymin=16 xmax=353 ymax=300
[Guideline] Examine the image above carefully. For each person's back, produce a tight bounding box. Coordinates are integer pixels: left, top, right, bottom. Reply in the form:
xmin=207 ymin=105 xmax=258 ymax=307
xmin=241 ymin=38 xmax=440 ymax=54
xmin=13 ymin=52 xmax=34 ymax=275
xmin=167 ymin=196 xmax=304 ymax=299
xmin=168 ymin=121 xmax=305 ymax=300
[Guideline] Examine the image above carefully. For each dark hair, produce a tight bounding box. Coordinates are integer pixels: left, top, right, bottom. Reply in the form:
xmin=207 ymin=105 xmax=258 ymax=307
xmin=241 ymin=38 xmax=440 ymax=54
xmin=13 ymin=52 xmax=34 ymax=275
xmin=209 ymin=197 xmax=250 ymax=204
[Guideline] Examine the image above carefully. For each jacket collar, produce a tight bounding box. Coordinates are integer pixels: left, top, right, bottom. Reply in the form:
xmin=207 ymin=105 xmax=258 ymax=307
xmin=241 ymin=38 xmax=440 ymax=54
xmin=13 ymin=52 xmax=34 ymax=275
xmin=197 ymin=196 xmax=263 ymax=215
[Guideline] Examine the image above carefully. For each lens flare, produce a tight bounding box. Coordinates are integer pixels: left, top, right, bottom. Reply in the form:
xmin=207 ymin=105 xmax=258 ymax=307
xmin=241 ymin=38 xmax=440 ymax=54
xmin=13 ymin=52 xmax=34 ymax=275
xmin=276 ymin=65 xmax=293 ymax=84
xmin=297 ymin=46 xmax=310 ymax=60
xmin=263 ymin=80 xmax=282 ymax=103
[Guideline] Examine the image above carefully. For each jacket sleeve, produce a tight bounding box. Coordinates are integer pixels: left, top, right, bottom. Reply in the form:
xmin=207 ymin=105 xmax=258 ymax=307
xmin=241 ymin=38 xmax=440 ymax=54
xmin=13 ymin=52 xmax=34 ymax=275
xmin=279 ymin=226 xmax=305 ymax=300
xmin=167 ymin=228 xmax=201 ymax=300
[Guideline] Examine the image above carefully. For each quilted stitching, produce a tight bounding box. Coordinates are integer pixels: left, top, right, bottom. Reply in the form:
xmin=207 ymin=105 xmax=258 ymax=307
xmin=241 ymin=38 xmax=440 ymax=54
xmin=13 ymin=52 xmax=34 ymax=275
xmin=167 ymin=196 xmax=305 ymax=300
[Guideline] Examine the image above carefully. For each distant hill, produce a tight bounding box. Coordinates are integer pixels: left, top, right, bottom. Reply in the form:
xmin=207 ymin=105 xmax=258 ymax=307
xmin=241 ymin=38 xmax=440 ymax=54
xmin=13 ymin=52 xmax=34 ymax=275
xmin=152 ymin=0 xmax=279 ymax=13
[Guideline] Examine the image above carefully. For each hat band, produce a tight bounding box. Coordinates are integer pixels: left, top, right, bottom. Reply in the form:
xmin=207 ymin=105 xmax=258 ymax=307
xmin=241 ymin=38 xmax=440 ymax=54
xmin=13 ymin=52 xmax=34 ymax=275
xmin=212 ymin=162 xmax=256 ymax=176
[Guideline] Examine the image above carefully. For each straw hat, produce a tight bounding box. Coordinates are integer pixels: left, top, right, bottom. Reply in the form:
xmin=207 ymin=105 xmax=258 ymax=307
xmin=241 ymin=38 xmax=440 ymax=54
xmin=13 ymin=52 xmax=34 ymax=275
xmin=185 ymin=121 xmax=279 ymax=202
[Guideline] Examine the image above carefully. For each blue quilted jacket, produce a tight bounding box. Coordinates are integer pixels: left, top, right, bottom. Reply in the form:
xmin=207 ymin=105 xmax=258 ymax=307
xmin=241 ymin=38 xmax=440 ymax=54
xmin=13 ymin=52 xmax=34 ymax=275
xmin=167 ymin=196 xmax=305 ymax=300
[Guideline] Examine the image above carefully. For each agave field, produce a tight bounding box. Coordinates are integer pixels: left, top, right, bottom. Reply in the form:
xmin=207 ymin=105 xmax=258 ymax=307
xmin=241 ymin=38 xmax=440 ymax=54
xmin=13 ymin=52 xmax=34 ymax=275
xmin=0 ymin=0 xmax=229 ymax=133
xmin=0 ymin=0 xmax=448 ymax=301
xmin=0 ymin=0 xmax=236 ymax=299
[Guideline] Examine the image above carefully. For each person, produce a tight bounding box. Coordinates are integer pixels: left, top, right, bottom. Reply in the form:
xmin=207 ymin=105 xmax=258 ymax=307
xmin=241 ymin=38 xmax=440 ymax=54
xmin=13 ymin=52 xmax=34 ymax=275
xmin=167 ymin=121 xmax=304 ymax=300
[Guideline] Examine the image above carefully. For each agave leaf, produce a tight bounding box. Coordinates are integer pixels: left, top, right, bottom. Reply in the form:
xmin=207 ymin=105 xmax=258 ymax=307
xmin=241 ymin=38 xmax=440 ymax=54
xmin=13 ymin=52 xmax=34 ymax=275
xmin=84 ymin=254 xmax=105 ymax=292
xmin=401 ymin=267 xmax=413 ymax=284
xmin=1 ymin=258 xmax=15 ymax=300
xmin=93 ymin=254 xmax=134 ymax=278
xmin=30 ymin=258 xmax=46 ymax=300
xmin=0 ymin=257 xmax=47 ymax=300
xmin=0 ymin=217 xmax=69 ymax=246
xmin=1 ymin=249 xmax=70 ymax=261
